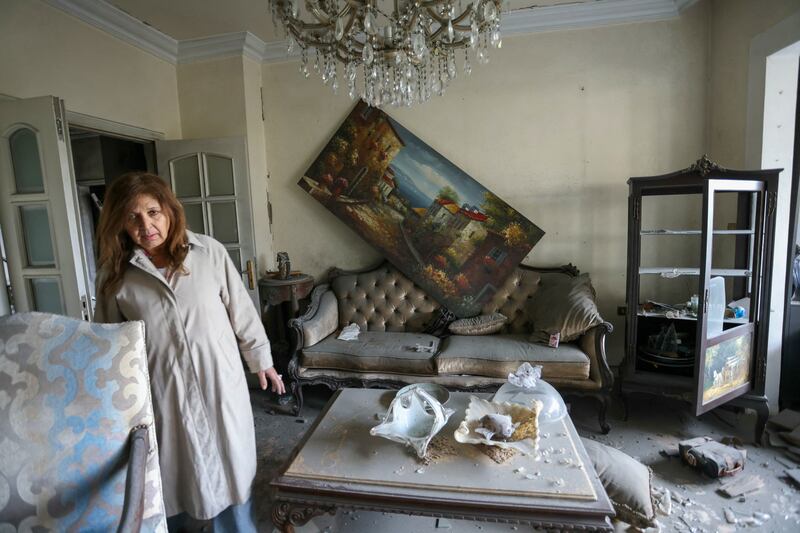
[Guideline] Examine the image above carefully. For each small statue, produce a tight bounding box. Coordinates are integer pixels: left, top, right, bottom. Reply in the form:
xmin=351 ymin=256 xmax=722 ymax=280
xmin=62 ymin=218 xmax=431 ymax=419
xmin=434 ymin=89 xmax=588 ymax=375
xmin=277 ymin=252 xmax=291 ymax=280
xmin=507 ymin=362 xmax=542 ymax=389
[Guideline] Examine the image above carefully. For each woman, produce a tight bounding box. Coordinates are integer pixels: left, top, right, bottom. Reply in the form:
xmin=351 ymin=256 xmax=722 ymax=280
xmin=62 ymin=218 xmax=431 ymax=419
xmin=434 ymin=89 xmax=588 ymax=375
xmin=94 ymin=172 xmax=284 ymax=532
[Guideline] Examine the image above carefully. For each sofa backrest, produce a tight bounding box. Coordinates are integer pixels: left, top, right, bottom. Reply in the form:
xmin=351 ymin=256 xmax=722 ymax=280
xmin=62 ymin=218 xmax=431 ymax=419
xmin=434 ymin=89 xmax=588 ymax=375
xmin=481 ymin=267 xmax=578 ymax=334
xmin=330 ymin=263 xmax=581 ymax=334
xmin=331 ymin=264 xmax=441 ymax=332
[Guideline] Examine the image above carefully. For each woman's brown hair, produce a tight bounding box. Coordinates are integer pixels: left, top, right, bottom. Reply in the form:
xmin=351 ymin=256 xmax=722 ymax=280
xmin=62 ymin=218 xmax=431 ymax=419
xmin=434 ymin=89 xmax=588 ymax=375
xmin=96 ymin=172 xmax=188 ymax=295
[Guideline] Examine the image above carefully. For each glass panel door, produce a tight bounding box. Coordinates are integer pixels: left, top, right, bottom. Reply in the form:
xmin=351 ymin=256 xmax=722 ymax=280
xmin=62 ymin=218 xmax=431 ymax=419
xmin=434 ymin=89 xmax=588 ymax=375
xmin=0 ymin=96 xmax=92 ymax=319
xmin=694 ymin=179 xmax=765 ymax=415
xmin=156 ymin=138 xmax=258 ymax=306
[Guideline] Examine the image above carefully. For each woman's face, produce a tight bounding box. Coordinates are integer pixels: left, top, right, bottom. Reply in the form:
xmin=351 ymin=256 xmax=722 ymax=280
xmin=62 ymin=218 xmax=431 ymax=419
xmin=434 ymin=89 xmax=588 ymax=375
xmin=124 ymin=194 xmax=171 ymax=253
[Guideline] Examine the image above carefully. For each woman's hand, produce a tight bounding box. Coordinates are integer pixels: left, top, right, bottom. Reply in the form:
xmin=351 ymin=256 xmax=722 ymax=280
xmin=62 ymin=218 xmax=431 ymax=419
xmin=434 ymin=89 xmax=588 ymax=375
xmin=258 ymin=367 xmax=286 ymax=395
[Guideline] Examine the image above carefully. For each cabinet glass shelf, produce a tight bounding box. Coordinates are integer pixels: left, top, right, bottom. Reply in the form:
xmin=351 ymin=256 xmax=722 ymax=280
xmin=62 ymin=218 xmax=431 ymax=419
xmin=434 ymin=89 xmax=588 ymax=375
xmin=638 ymin=268 xmax=751 ymax=277
xmin=640 ymin=229 xmax=754 ymax=235
xmin=637 ymin=312 xmax=748 ymax=324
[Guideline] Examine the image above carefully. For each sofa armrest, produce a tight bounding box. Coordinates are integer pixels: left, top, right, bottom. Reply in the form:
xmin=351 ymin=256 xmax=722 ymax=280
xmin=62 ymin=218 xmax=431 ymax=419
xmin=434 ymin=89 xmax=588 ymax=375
xmin=577 ymin=322 xmax=614 ymax=391
xmin=289 ymin=284 xmax=339 ymax=349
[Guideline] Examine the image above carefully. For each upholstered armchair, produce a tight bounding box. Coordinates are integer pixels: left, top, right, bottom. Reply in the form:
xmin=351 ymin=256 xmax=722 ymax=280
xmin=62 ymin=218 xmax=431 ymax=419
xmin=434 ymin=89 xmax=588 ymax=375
xmin=0 ymin=312 xmax=166 ymax=532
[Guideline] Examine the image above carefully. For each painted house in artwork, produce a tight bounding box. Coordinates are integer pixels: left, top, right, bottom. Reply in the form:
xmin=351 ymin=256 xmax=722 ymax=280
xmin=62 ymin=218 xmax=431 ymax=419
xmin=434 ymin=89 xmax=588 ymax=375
xmin=378 ymin=168 xmax=396 ymax=201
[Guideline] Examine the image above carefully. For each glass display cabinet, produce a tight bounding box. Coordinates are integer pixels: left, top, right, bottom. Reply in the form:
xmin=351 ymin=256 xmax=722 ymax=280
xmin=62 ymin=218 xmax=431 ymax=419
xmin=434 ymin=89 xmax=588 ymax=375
xmin=622 ymin=156 xmax=780 ymax=437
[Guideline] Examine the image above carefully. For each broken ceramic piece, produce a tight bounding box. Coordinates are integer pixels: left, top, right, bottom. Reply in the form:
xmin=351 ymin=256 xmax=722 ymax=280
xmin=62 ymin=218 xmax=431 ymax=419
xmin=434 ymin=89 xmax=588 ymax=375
xmin=454 ymin=396 xmax=542 ymax=455
xmin=370 ymin=387 xmax=454 ymax=458
xmin=475 ymin=413 xmax=519 ymax=441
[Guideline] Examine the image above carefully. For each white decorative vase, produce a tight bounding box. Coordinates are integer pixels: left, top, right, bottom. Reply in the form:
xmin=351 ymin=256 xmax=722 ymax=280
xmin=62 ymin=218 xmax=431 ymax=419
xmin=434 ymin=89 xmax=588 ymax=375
xmin=370 ymin=387 xmax=455 ymax=458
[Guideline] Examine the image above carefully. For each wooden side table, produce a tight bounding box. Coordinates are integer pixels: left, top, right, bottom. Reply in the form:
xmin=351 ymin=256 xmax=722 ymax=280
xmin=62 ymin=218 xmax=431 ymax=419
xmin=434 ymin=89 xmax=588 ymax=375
xmin=258 ymin=273 xmax=315 ymax=380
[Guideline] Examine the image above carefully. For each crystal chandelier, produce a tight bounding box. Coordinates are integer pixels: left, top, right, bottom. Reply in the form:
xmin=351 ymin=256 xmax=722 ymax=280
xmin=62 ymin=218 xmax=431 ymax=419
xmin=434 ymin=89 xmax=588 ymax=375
xmin=269 ymin=0 xmax=505 ymax=107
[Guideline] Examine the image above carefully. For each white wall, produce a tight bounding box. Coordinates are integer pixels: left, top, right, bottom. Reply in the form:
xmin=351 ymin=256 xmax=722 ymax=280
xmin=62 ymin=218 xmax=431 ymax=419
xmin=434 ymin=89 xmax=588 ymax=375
xmin=176 ymin=56 xmax=275 ymax=271
xmin=262 ymin=3 xmax=711 ymax=363
xmin=0 ymin=0 xmax=181 ymax=138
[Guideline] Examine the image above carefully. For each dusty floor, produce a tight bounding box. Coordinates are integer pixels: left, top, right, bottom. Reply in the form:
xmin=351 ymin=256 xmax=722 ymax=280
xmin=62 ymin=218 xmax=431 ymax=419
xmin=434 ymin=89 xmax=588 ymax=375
xmin=250 ymin=386 xmax=800 ymax=532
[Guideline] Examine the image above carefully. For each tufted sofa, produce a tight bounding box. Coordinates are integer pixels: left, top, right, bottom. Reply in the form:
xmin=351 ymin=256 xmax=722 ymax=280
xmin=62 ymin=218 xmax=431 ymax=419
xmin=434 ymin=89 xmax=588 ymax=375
xmin=288 ymin=262 xmax=614 ymax=432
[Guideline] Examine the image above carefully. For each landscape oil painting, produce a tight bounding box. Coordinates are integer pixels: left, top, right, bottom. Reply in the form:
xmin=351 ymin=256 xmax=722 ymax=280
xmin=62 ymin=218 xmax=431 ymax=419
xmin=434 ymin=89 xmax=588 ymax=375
xmin=299 ymin=101 xmax=545 ymax=316
xmin=701 ymin=332 xmax=753 ymax=407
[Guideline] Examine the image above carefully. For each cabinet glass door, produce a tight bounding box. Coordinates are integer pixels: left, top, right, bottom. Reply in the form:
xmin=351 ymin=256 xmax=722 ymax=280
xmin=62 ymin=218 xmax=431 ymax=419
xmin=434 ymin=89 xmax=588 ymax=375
xmin=694 ymin=179 xmax=765 ymax=415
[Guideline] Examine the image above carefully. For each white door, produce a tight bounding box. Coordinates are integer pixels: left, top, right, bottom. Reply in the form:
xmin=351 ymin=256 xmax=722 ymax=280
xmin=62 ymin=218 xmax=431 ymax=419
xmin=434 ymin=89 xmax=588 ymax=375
xmin=0 ymin=96 xmax=92 ymax=319
xmin=156 ymin=138 xmax=259 ymax=305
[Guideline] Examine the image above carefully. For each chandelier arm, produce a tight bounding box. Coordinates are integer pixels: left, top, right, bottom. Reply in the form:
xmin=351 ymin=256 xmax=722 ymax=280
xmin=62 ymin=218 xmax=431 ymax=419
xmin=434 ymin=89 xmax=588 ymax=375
xmin=287 ymin=20 xmax=334 ymax=31
xmin=440 ymin=38 xmax=470 ymax=49
xmin=423 ymin=8 xmax=475 ymax=40
xmin=425 ymin=8 xmax=472 ymax=26
xmin=287 ymin=24 xmax=336 ymax=47
xmin=307 ymin=2 xmax=335 ymax=24
xmin=419 ymin=0 xmax=455 ymax=8
xmin=335 ymin=42 xmax=353 ymax=63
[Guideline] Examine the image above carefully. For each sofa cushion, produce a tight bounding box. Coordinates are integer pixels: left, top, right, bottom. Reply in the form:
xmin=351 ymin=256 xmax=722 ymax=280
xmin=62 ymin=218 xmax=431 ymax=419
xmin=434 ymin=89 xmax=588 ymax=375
xmin=527 ymin=273 xmax=603 ymax=343
xmin=436 ymin=334 xmax=590 ymax=380
xmin=581 ymin=438 xmax=657 ymax=529
xmin=448 ymin=313 xmax=507 ymax=335
xmin=301 ymin=331 xmax=439 ymax=375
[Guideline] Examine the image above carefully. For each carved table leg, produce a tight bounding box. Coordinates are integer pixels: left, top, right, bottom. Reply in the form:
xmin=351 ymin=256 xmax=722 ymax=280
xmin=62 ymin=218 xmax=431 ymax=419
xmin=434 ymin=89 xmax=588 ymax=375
xmin=272 ymin=501 xmax=336 ymax=533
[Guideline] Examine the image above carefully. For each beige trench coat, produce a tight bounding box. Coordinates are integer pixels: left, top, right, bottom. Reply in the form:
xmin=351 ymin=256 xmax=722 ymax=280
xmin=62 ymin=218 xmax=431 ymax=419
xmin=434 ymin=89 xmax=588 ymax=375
xmin=95 ymin=231 xmax=272 ymax=519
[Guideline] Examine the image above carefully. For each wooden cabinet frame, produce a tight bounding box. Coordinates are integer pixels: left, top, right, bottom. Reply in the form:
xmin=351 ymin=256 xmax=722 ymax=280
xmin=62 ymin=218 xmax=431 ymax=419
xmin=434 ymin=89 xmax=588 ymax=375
xmin=622 ymin=156 xmax=780 ymax=437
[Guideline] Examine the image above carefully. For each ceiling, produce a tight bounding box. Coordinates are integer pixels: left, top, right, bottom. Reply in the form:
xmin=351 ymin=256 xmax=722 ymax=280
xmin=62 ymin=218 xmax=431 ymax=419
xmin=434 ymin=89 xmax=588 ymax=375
xmin=106 ymin=0 xmax=594 ymax=44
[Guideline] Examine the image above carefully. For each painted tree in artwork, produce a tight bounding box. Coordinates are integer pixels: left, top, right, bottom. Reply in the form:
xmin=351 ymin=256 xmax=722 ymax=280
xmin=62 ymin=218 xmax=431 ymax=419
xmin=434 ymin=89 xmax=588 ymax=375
xmin=482 ymin=191 xmax=515 ymax=232
xmin=501 ymin=222 xmax=527 ymax=247
xmin=483 ymin=192 xmax=534 ymax=245
xmin=437 ymin=186 xmax=460 ymax=204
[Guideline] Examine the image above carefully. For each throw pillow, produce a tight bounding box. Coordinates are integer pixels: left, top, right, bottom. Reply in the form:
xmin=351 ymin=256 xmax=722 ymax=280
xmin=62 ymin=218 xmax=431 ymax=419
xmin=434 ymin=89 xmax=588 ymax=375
xmin=448 ymin=313 xmax=508 ymax=335
xmin=527 ymin=273 xmax=603 ymax=344
xmin=581 ymin=438 xmax=657 ymax=529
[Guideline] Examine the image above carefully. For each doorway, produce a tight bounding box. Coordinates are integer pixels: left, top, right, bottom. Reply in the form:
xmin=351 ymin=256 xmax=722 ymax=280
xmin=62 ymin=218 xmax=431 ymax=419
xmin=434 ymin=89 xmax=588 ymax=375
xmin=68 ymin=126 xmax=156 ymax=301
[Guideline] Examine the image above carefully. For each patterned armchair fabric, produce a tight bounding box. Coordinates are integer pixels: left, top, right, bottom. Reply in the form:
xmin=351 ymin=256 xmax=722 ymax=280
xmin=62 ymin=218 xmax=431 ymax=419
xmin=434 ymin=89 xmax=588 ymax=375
xmin=0 ymin=312 xmax=166 ymax=532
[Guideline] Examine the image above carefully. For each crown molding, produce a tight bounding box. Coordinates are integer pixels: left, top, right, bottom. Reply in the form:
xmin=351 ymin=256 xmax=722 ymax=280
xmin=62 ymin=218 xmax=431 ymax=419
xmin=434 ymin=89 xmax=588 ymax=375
xmin=178 ymin=32 xmax=269 ymax=64
xmin=43 ymin=0 xmax=178 ymax=63
xmin=502 ymin=0 xmax=680 ymax=36
xmin=45 ymin=0 xmax=701 ymax=66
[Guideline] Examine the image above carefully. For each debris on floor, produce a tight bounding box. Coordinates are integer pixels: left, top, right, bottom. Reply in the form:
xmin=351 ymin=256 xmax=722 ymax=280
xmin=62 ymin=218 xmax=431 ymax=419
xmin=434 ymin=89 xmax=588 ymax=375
xmin=678 ymin=436 xmax=746 ymax=478
xmin=784 ymin=468 xmax=800 ymax=488
xmin=723 ymin=507 xmax=772 ymax=526
xmin=717 ymin=474 xmax=764 ymax=498
xmin=765 ymin=409 xmax=800 ymax=462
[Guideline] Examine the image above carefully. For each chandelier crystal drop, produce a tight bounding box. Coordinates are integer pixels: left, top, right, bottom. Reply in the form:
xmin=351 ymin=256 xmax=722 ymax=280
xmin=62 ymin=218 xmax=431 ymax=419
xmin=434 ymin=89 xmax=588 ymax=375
xmin=269 ymin=0 xmax=505 ymax=107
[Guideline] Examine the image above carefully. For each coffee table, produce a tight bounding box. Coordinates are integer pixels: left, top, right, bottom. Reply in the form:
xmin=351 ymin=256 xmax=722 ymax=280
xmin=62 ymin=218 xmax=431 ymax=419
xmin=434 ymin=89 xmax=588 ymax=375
xmin=271 ymin=388 xmax=614 ymax=532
